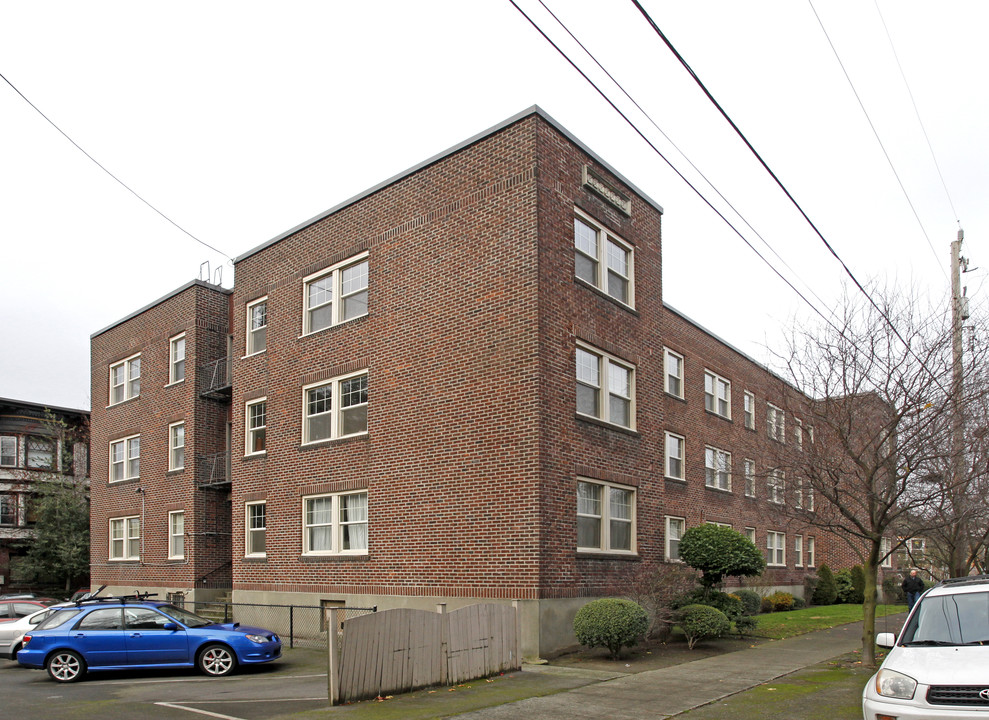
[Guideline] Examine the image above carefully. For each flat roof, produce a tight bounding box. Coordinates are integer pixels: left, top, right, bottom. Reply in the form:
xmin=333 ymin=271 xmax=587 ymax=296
xmin=0 ymin=396 xmax=90 ymax=419
xmin=91 ymin=279 xmax=230 ymax=339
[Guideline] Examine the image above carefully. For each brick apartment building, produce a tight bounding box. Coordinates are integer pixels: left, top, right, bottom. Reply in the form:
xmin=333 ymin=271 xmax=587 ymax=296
xmin=89 ymin=107 xmax=886 ymax=657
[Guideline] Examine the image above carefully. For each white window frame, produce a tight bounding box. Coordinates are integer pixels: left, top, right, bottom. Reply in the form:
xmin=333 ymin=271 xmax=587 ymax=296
xmin=880 ymin=537 xmax=893 ymax=567
xmin=302 ymin=253 xmax=369 ymax=336
xmin=246 ymin=296 xmax=268 ymax=356
xmin=109 ymin=353 xmax=141 ymax=405
xmin=302 ymin=490 xmax=369 ymax=556
xmin=663 ymin=348 xmax=684 ymax=399
xmin=576 ymin=478 xmax=636 ymax=554
xmin=795 ymin=534 xmax=804 ymax=567
xmin=109 ymin=434 xmax=140 ymax=483
xmin=795 ymin=418 xmax=804 ymax=451
xmin=575 ymin=342 xmax=636 ymax=430
xmin=302 ymin=371 xmax=369 ymax=445
xmin=795 ymin=477 xmax=814 ymax=511
xmin=168 ymin=333 xmax=186 ymax=385
xmin=168 ymin=422 xmax=185 ymax=471
xmin=246 ymin=398 xmax=267 ymax=456
xmin=665 ymin=432 xmax=685 ymax=480
xmin=168 ymin=510 xmax=185 ymax=560
xmin=573 ymin=209 xmax=635 ymax=307
xmin=767 ymin=468 xmax=785 ymax=504
xmin=246 ymin=501 xmax=266 ymax=558
xmin=767 ymin=403 xmax=785 ymax=443
xmin=743 ymin=458 xmax=756 ymax=498
xmin=0 ymin=436 xmax=17 ymax=467
xmin=704 ymin=370 xmax=731 ymax=419
xmin=704 ymin=446 xmax=732 ymax=491
xmin=745 ymin=527 xmax=757 ymax=544
xmin=743 ymin=391 xmax=755 ymax=430
xmin=665 ymin=516 xmax=685 ymax=562
xmin=767 ymin=530 xmax=786 ymax=567
xmin=807 ymin=536 xmax=816 ymax=567
xmin=109 ymin=516 xmax=140 ymax=561
xmin=707 ymin=521 xmax=732 ymax=528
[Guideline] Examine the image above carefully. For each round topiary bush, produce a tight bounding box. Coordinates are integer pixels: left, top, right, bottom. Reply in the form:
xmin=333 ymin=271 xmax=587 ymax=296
xmin=735 ymin=589 xmax=763 ymax=616
xmin=812 ymin=564 xmax=838 ymax=605
xmin=767 ymin=591 xmax=795 ymax=612
xmin=573 ymin=598 xmax=649 ymax=659
xmin=676 ymin=604 xmax=731 ymax=649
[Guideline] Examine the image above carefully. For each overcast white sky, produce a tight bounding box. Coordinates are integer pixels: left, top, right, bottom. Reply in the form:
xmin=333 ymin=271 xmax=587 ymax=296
xmin=2 ymin=1 xmax=986 ymax=412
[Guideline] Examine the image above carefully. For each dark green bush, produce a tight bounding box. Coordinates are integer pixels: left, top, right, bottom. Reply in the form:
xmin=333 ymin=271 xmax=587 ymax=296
xmin=812 ymin=564 xmax=838 ymax=605
xmin=733 ymin=614 xmax=758 ymax=637
xmin=573 ymin=598 xmax=649 ymax=659
xmin=760 ymin=595 xmax=774 ymax=614
xmin=735 ymin=589 xmax=762 ymax=616
xmin=678 ymin=525 xmax=766 ymax=591
xmin=835 ymin=568 xmax=855 ymax=603
xmin=804 ymin=574 xmax=819 ymax=605
xmin=673 ymin=588 xmax=744 ymax=622
xmin=792 ymin=596 xmax=806 ymax=610
xmin=882 ymin=575 xmax=905 ymax=604
xmin=676 ymin=604 xmax=730 ymax=649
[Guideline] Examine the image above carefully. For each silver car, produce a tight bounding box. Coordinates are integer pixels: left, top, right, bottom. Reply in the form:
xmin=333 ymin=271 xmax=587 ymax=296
xmin=0 ymin=606 xmax=66 ymax=660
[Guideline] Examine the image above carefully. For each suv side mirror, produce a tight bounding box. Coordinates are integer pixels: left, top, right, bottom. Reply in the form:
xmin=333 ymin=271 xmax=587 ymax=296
xmin=876 ymin=632 xmax=896 ymax=648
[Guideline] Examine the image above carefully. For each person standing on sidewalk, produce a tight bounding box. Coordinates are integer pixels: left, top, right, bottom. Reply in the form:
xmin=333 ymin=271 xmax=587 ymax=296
xmin=901 ymin=569 xmax=925 ymax=610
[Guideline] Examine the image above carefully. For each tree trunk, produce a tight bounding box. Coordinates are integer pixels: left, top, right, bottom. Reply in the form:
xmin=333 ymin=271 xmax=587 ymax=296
xmin=862 ymin=560 xmax=878 ymax=666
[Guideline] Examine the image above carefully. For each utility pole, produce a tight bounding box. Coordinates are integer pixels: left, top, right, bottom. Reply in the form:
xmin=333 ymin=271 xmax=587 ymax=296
xmin=950 ymin=230 xmax=969 ymax=577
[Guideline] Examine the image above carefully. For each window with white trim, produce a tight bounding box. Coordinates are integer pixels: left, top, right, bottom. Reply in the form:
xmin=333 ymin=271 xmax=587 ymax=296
xmin=704 ymin=371 xmax=731 ymax=419
xmin=665 ymin=516 xmax=685 ymax=561
xmin=109 ymin=354 xmax=141 ymax=405
xmin=303 ymin=490 xmax=368 ymax=555
xmin=169 ymin=334 xmax=186 ymax=384
xmin=576 ymin=343 xmax=635 ymax=429
xmin=168 ymin=510 xmax=185 ymax=559
xmin=795 ymin=534 xmax=804 ymax=567
xmin=110 ymin=435 xmax=140 ymax=482
xmin=767 ymin=530 xmax=786 ymax=566
xmin=303 ymin=372 xmax=368 ymax=444
xmin=109 ymin=516 xmax=140 ymax=560
xmin=303 ymin=254 xmax=369 ymax=335
xmin=704 ymin=446 xmax=731 ymax=491
xmin=807 ymin=536 xmax=816 ymax=567
xmin=744 ymin=458 xmax=756 ymax=498
xmin=880 ymin=537 xmax=893 ymax=567
xmin=246 ymin=501 xmax=266 ymax=557
xmin=664 ymin=348 xmax=683 ymax=399
xmin=0 ymin=436 xmax=16 ymax=467
xmin=577 ymin=479 xmax=635 ymax=553
xmin=745 ymin=527 xmax=756 ymax=545
xmin=767 ymin=468 xmax=785 ymax=504
xmin=168 ymin=422 xmax=185 ymax=471
xmin=665 ymin=432 xmax=685 ymax=480
xmin=795 ymin=418 xmax=804 ymax=451
xmin=246 ymin=399 xmax=267 ymax=455
xmin=767 ymin=403 xmax=785 ymax=442
xmin=573 ymin=210 xmax=634 ymax=306
xmin=247 ymin=297 xmax=267 ymax=355
xmin=743 ymin=391 xmax=755 ymax=430
xmin=25 ymin=436 xmax=55 ymax=469
xmin=707 ymin=521 xmax=732 ymax=528
xmin=795 ymin=477 xmax=814 ymax=511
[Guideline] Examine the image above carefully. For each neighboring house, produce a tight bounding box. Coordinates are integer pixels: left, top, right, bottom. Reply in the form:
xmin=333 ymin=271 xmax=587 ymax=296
xmin=0 ymin=398 xmax=89 ymax=591
xmin=89 ymin=107 xmax=880 ymax=658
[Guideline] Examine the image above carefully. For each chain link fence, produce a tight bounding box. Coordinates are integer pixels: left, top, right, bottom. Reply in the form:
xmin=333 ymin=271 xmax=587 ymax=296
xmin=171 ymin=597 xmax=376 ymax=649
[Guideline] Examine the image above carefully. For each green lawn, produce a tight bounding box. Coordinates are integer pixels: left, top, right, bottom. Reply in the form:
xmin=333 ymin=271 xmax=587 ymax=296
xmin=753 ymin=604 xmax=906 ymax=639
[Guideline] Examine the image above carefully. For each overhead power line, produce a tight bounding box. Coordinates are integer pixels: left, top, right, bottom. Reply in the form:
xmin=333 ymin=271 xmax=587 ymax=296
xmin=0 ymin=70 xmax=233 ymax=263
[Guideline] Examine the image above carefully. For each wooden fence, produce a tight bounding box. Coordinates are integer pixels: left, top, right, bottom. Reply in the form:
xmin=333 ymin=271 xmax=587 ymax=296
xmin=328 ymin=602 xmax=519 ymax=704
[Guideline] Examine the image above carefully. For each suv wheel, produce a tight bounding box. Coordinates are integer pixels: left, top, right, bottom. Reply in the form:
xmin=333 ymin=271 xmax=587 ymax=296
xmin=47 ymin=650 xmax=85 ymax=682
xmin=198 ymin=644 xmax=237 ymax=677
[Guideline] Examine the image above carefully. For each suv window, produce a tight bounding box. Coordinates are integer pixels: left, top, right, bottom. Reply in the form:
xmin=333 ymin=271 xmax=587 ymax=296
xmin=124 ymin=608 xmax=172 ymax=630
xmin=77 ymin=608 xmax=123 ymax=630
xmin=901 ymin=590 xmax=989 ymax=645
xmin=35 ymin=608 xmax=82 ymax=630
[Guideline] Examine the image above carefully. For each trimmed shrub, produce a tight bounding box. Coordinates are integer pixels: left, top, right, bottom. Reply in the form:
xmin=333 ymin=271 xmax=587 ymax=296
xmin=882 ymin=575 xmax=905 ymax=604
xmin=673 ymin=588 xmax=744 ymax=622
xmin=850 ymin=565 xmax=866 ymax=604
xmin=760 ymin=595 xmax=774 ymax=614
xmin=835 ymin=568 xmax=855 ymax=603
xmin=766 ymin=591 xmax=794 ymax=612
xmin=676 ymin=604 xmax=730 ymax=649
xmin=734 ymin=614 xmax=758 ymax=637
xmin=792 ymin=596 xmax=806 ymax=610
xmin=735 ymin=589 xmax=762 ymax=616
xmin=573 ymin=598 xmax=649 ymax=659
xmin=804 ymin=574 xmax=819 ymax=605
xmin=678 ymin=525 xmax=766 ymax=591
xmin=812 ymin=564 xmax=838 ymax=605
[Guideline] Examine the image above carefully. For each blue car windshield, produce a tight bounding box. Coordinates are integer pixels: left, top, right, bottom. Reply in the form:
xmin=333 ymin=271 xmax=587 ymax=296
xmin=901 ymin=591 xmax=989 ymax=645
xmin=157 ymin=604 xmax=213 ymax=628
xmin=34 ymin=608 xmax=83 ymax=631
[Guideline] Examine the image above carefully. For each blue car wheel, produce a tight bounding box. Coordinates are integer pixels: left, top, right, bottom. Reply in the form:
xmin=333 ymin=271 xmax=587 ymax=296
xmin=198 ymin=644 xmax=236 ymax=677
xmin=47 ymin=650 xmax=85 ymax=683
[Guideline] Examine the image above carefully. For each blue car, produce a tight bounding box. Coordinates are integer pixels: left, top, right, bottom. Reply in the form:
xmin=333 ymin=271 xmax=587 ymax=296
xmin=17 ymin=597 xmax=281 ymax=682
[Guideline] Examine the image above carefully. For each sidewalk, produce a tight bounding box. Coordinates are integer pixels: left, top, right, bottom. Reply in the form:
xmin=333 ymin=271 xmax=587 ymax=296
xmin=449 ymin=615 xmax=905 ymax=719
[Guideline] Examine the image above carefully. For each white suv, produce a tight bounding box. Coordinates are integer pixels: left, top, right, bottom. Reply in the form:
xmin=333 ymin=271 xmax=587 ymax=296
xmin=863 ymin=575 xmax=989 ymax=719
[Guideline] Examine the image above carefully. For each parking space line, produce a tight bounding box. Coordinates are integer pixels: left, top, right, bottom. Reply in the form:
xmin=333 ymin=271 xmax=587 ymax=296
xmin=154 ymin=702 xmax=245 ymax=720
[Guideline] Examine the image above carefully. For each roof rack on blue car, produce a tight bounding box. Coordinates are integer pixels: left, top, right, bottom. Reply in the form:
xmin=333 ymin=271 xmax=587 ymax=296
xmin=72 ymin=591 xmax=158 ymax=606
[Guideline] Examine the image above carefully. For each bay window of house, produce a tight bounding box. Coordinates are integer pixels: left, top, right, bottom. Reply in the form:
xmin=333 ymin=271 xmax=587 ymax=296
xmin=795 ymin=535 xmax=804 ymax=567
xmin=767 ymin=468 xmax=785 ymax=504
xmin=767 ymin=530 xmax=786 ymax=566
xmin=807 ymin=536 xmax=816 ymax=567
xmin=302 ymin=253 xmax=369 ymax=335
xmin=169 ymin=334 xmax=186 ymax=384
xmin=168 ymin=510 xmax=185 ymax=559
xmin=663 ymin=348 xmax=683 ymax=399
xmin=576 ymin=343 xmax=635 ymax=429
xmin=303 ymin=490 xmax=368 ymax=555
xmin=246 ymin=399 xmax=267 ymax=455
xmin=168 ymin=422 xmax=185 ymax=471
xmin=1 ymin=436 xmax=16 ymax=467
xmin=704 ymin=371 xmax=731 ymax=419
xmin=744 ymin=458 xmax=756 ymax=497
xmin=302 ymin=372 xmax=368 ymax=444
xmin=665 ymin=432 xmax=685 ymax=480
xmin=246 ymin=501 xmax=266 ymax=557
xmin=704 ymin=446 xmax=731 ymax=491
xmin=109 ymin=516 xmax=140 ymax=560
xmin=0 ymin=494 xmax=16 ymax=525
xmin=576 ymin=479 xmax=635 ymax=554
xmin=109 ymin=435 xmax=140 ymax=482
xmin=665 ymin=516 xmax=685 ymax=561
xmin=246 ymin=297 xmax=267 ymax=355
xmin=109 ymin=354 xmax=141 ymax=405
xmin=767 ymin=403 xmax=785 ymax=442
xmin=743 ymin=391 xmax=755 ymax=429
xmin=25 ymin=436 xmax=55 ymax=470
xmin=573 ymin=210 xmax=634 ymax=306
